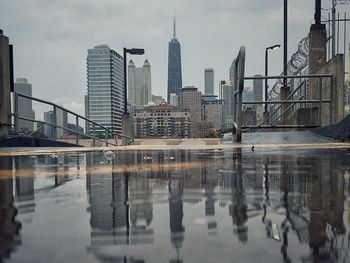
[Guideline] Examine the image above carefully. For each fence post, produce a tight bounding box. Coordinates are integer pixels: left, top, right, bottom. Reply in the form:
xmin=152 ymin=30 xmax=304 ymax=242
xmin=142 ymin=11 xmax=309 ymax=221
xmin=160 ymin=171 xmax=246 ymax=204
xmin=329 ymin=76 xmax=333 ymax=125
xmin=92 ymin=123 xmax=96 ymax=147
xmin=318 ymin=77 xmax=322 ymax=125
xmin=13 ymin=92 xmax=18 ymax=133
xmin=53 ymin=105 xmax=57 ymax=140
xmin=105 ymin=130 xmax=108 ymax=147
xmin=75 ymin=115 xmax=79 ymax=145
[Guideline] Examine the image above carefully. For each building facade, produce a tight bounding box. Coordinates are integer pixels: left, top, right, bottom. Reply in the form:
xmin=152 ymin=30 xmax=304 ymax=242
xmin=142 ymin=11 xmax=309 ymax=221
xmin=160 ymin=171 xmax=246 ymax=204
xmin=253 ymin=75 xmax=263 ymax=102
xmin=220 ymin=83 xmax=234 ymax=128
xmin=14 ymin=78 xmax=35 ymax=133
xmin=86 ymin=44 xmax=124 ymax=134
xmin=167 ymin=19 xmax=182 ymax=103
xmin=133 ymin=104 xmax=190 ymax=138
xmin=201 ymin=95 xmax=223 ymax=135
xmin=128 ymin=59 xmax=152 ymax=109
xmin=180 ymin=86 xmax=202 ymax=137
xmin=204 ymin=68 xmax=214 ymax=95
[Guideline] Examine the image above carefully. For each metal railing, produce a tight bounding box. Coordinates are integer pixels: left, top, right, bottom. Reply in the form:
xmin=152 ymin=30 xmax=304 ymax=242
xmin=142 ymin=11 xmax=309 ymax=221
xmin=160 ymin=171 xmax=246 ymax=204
xmin=12 ymin=92 xmax=134 ymax=146
xmin=232 ymin=46 xmax=246 ymax=142
xmin=231 ymin=46 xmax=334 ymax=142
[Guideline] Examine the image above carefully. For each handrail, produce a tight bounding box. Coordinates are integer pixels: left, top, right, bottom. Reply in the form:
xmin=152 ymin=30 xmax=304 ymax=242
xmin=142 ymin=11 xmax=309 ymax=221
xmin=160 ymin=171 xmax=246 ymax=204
xmin=12 ymin=92 xmax=134 ymax=146
xmin=257 ymin=80 xmax=306 ymax=127
xmin=12 ymin=114 xmax=118 ymax=146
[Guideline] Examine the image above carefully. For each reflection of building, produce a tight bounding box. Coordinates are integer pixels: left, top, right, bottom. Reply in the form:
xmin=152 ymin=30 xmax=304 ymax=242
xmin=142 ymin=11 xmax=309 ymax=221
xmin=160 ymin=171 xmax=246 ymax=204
xmin=169 ymin=180 xmax=185 ymax=249
xmin=14 ymin=78 xmax=35 ymax=133
xmin=0 ymin=157 xmax=21 ymax=260
xmin=133 ymin=104 xmax=190 ymax=138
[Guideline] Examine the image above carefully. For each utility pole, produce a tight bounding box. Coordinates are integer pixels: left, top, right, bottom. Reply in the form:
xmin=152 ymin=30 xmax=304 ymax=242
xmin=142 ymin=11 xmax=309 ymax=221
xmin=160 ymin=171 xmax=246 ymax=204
xmin=283 ymin=0 xmax=288 ymax=87
xmin=332 ymin=0 xmax=336 ymax=57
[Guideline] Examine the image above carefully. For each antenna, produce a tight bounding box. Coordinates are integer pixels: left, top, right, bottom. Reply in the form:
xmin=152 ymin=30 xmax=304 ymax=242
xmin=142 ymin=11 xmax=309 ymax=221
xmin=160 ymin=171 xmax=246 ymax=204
xmin=173 ymin=17 xmax=176 ymax=39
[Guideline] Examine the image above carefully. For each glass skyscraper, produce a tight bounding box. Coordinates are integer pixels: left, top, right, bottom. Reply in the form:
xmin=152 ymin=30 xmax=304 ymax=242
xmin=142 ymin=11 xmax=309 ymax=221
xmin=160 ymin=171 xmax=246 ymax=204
xmin=86 ymin=45 xmax=124 ymax=134
xmin=167 ymin=18 xmax=182 ymax=103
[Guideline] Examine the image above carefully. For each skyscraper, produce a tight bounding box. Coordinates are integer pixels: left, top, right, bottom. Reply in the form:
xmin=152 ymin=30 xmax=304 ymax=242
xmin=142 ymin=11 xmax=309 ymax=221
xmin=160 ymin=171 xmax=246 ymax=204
xmin=86 ymin=45 xmax=124 ymax=134
xmin=14 ymin=78 xmax=35 ymax=133
xmin=128 ymin=59 xmax=152 ymax=109
xmin=180 ymin=86 xmax=202 ymax=137
xmin=204 ymin=68 xmax=214 ymax=95
xmin=167 ymin=18 xmax=182 ymax=103
xmin=253 ymin=75 xmax=263 ymax=102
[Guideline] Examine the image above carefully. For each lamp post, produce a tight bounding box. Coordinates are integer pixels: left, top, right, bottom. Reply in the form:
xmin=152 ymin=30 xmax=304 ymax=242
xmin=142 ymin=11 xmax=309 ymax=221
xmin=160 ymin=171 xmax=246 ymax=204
xmin=123 ymin=48 xmax=144 ymax=115
xmin=264 ymin=44 xmax=281 ymax=113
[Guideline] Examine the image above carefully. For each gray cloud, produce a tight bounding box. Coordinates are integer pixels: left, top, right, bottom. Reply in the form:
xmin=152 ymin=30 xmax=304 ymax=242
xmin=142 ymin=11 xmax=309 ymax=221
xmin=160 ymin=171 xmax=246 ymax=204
xmin=0 ymin=0 xmax=349 ymax=119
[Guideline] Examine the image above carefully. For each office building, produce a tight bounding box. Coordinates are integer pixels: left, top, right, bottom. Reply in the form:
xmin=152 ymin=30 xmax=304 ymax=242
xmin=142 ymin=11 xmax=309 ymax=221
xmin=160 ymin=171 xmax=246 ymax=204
xmin=229 ymin=60 xmax=236 ymax=86
xmin=220 ymin=83 xmax=234 ymax=128
xmin=14 ymin=78 xmax=35 ymax=133
xmin=133 ymin=104 xmax=190 ymax=138
xmin=180 ymin=86 xmax=202 ymax=137
xmin=204 ymin=68 xmax=214 ymax=95
xmin=152 ymin=95 xmax=165 ymax=105
xmin=43 ymin=109 xmax=67 ymax=139
xmin=167 ymin=18 xmax=182 ymax=103
xmin=128 ymin=59 xmax=152 ymax=109
xmin=201 ymin=94 xmax=223 ymax=134
xmin=169 ymin=93 xmax=179 ymax=107
xmin=253 ymin=75 xmax=263 ymax=102
xmin=86 ymin=44 xmax=124 ymax=134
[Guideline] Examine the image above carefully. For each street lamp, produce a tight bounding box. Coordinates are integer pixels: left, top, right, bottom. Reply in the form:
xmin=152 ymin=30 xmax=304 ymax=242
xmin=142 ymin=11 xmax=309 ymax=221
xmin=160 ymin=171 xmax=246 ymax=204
xmin=264 ymin=44 xmax=281 ymax=113
xmin=123 ymin=48 xmax=145 ymax=115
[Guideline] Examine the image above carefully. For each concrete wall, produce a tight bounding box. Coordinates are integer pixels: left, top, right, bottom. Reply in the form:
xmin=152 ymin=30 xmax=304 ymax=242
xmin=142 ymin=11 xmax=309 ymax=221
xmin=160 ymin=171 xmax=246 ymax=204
xmin=316 ymin=55 xmax=344 ymax=125
xmin=0 ymin=30 xmax=11 ymax=136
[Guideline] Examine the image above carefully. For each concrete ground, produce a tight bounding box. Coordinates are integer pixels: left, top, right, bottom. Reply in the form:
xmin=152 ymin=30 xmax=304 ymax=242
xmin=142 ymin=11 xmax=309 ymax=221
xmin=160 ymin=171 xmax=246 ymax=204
xmin=0 ymin=131 xmax=349 ymax=157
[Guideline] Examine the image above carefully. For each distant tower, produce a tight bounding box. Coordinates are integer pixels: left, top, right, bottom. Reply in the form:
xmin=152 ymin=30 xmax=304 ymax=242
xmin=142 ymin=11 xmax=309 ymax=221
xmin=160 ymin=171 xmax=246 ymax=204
xmin=14 ymin=78 xmax=35 ymax=133
xmin=167 ymin=18 xmax=182 ymax=103
xmin=204 ymin=68 xmax=214 ymax=95
xmin=128 ymin=59 xmax=152 ymax=108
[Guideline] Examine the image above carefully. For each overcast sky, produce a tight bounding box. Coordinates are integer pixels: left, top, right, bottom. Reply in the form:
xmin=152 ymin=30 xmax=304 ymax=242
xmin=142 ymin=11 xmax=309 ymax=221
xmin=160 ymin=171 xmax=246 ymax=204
xmin=0 ymin=0 xmax=349 ymax=120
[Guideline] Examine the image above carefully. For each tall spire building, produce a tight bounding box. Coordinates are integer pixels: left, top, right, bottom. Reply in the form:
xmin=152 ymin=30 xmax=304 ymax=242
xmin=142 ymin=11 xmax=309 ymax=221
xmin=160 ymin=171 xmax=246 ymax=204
xmin=167 ymin=18 xmax=182 ymax=103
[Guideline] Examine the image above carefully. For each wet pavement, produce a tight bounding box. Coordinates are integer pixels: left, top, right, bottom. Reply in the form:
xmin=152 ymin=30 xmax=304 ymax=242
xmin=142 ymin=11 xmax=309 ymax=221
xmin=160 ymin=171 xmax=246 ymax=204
xmin=0 ymin=147 xmax=350 ymax=262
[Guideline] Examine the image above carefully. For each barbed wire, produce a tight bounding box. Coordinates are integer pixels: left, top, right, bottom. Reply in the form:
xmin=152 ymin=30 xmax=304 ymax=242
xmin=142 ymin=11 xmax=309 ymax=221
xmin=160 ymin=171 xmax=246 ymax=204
xmin=268 ymin=36 xmax=310 ymax=98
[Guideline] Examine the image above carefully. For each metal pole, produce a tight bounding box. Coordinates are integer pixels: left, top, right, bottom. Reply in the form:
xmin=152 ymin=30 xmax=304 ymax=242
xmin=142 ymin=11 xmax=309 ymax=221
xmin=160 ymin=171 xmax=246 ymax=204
xmin=337 ymin=12 xmax=340 ymax=54
xmin=265 ymin=49 xmax=268 ymax=112
xmin=283 ymin=0 xmax=288 ymax=87
xmin=53 ymin=105 xmax=57 ymax=140
xmin=92 ymin=123 xmax=96 ymax=147
xmin=105 ymin=130 xmax=108 ymax=146
xmin=318 ymin=77 xmax=322 ymax=125
xmin=332 ymin=0 xmax=336 ymax=57
xmin=328 ymin=12 xmax=331 ymax=61
xmin=123 ymin=48 xmax=128 ymax=115
xmin=329 ymin=76 xmax=334 ymax=125
xmin=344 ymin=12 xmax=347 ymax=56
xmin=14 ymin=92 xmax=18 ymax=133
xmin=75 ymin=115 xmax=79 ymax=145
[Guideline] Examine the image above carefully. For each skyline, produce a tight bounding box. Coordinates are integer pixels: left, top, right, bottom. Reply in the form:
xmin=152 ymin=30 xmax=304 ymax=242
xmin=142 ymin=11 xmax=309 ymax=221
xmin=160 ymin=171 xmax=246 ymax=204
xmin=0 ymin=0 xmax=349 ymax=120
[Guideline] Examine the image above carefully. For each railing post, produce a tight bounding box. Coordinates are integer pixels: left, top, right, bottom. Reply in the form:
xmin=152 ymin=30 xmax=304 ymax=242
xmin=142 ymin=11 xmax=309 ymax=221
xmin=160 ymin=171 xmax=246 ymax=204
xmin=53 ymin=105 xmax=57 ymax=140
xmin=92 ymin=123 xmax=95 ymax=147
xmin=237 ymin=89 xmax=242 ymax=142
xmin=105 ymin=130 xmax=108 ymax=147
xmin=329 ymin=76 xmax=333 ymax=125
xmin=75 ymin=115 xmax=79 ymax=145
xmin=14 ymin=92 xmax=19 ymax=133
xmin=318 ymin=77 xmax=322 ymax=126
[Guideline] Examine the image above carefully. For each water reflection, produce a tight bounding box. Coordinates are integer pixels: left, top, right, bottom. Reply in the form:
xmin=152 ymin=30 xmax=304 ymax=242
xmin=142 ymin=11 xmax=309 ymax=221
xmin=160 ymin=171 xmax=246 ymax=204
xmin=0 ymin=148 xmax=350 ymax=262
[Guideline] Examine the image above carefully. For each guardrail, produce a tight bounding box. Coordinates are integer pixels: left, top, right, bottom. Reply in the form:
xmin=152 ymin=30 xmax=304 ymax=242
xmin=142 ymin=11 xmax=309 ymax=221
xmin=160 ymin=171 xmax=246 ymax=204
xmin=12 ymin=92 xmax=134 ymax=146
xmin=231 ymin=46 xmax=334 ymax=142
